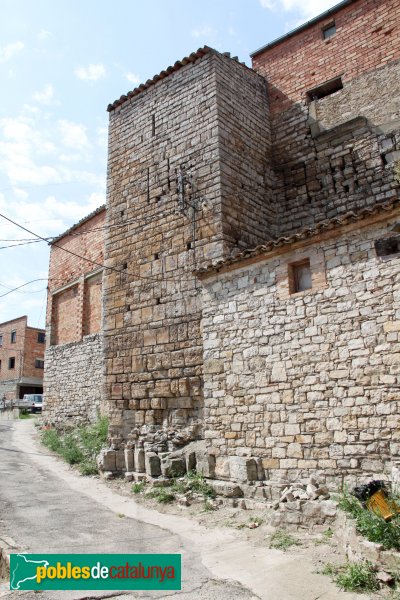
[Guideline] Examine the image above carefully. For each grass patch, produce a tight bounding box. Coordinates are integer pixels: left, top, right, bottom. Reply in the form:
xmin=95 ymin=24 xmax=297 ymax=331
xmin=171 ymin=471 xmax=216 ymax=499
xmin=339 ymin=489 xmax=400 ymax=550
xmin=41 ymin=416 xmax=108 ymax=475
xmin=322 ymin=561 xmax=379 ymax=593
xmin=132 ymin=482 xmax=145 ymax=494
xmin=146 ymin=488 xmax=175 ymax=504
xmin=269 ymin=529 xmax=300 ymax=551
xmin=19 ymin=411 xmax=34 ymax=419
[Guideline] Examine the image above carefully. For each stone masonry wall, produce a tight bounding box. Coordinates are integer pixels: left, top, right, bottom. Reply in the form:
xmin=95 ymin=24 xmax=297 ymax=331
xmin=200 ymin=212 xmax=400 ymax=488
xmin=260 ymin=59 xmax=400 ymax=237
xmin=44 ymin=208 xmax=106 ymax=426
xmin=43 ymin=334 xmax=104 ymax=426
xmin=104 ymin=49 xmax=273 ymax=453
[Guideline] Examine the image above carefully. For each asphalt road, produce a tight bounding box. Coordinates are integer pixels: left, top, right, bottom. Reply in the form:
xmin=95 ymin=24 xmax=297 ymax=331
xmin=0 ymin=419 xmax=366 ymax=600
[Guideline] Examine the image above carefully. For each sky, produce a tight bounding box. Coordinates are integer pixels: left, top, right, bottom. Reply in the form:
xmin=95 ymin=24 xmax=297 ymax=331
xmin=0 ymin=0 xmax=340 ymax=329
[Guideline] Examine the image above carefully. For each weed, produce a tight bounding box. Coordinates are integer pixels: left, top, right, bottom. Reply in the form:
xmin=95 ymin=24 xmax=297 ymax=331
xmin=19 ymin=411 xmax=33 ymax=419
xmin=321 ymin=563 xmax=339 ymax=577
xmin=61 ymin=434 xmax=84 ymax=465
xmin=335 ymin=562 xmax=379 ymax=593
xmin=339 ymin=489 xmax=400 ymax=550
xmin=249 ymin=516 xmax=264 ymax=525
xmin=132 ymin=482 xmax=145 ymax=494
xmin=323 ymin=528 xmax=333 ymax=538
xmin=185 ymin=471 xmax=216 ymax=499
xmin=41 ymin=428 xmax=63 ymax=453
xmin=117 ymin=513 xmax=125 ymax=518
xmin=40 ymin=416 xmax=108 ymax=475
xmin=269 ymin=529 xmax=300 ymax=551
xmin=79 ymin=459 xmax=98 ymax=476
xmin=202 ymin=500 xmax=216 ymax=512
xmin=146 ymin=488 xmax=175 ymax=504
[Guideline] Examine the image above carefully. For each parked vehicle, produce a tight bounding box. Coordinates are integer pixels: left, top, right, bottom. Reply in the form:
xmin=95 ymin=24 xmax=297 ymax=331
xmin=22 ymin=394 xmax=44 ymax=413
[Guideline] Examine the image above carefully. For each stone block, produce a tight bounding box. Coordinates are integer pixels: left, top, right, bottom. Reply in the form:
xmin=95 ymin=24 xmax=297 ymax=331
xmin=124 ymin=448 xmax=134 ymax=472
xmin=134 ymin=448 xmax=145 ymax=473
xmin=196 ymin=453 xmax=216 ymax=479
xmin=229 ymin=457 xmax=258 ymax=483
xmin=97 ymin=449 xmax=116 ymax=472
xmin=211 ymin=479 xmax=244 ymax=498
xmin=145 ymin=452 xmax=161 ymax=477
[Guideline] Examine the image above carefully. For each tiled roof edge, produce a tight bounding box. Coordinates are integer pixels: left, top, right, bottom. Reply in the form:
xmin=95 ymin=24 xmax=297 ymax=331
xmin=196 ymin=198 xmax=400 ymax=277
xmin=50 ymin=205 xmax=106 ymax=245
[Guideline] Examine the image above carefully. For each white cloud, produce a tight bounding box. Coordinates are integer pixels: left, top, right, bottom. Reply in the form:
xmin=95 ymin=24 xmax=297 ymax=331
xmin=0 ymin=41 xmax=24 ymax=63
xmin=37 ymin=29 xmax=52 ymax=41
xmin=58 ymin=120 xmax=90 ymax=151
xmin=260 ymin=0 xmax=339 ymax=20
xmin=33 ymin=84 xmax=54 ymax=105
xmin=125 ymin=72 xmax=141 ymax=86
xmin=74 ymin=63 xmax=106 ymax=81
xmin=191 ymin=25 xmax=216 ymax=39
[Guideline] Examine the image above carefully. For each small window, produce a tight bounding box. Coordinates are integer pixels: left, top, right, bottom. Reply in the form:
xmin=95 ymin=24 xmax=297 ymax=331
xmin=307 ymin=76 xmax=343 ymax=101
xmin=8 ymin=357 xmax=15 ymax=369
xmin=0 ymin=360 xmax=2 ymax=370
xmin=35 ymin=359 xmax=44 ymax=369
xmin=375 ymin=236 xmax=400 ymax=257
xmin=0 ymin=335 xmax=2 ymax=347
xmin=289 ymin=259 xmax=312 ymax=294
xmin=322 ymin=22 xmax=336 ymax=40
xmin=10 ymin=330 xmax=16 ymax=343
xmin=38 ymin=332 xmax=45 ymax=344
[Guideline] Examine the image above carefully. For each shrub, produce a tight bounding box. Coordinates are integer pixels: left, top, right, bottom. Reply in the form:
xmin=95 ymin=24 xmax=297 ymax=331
xmin=41 ymin=428 xmax=62 ymax=453
xmin=339 ymin=489 xmax=400 ymax=550
xmin=132 ymin=482 xmax=145 ymax=494
xmin=40 ymin=417 xmax=108 ymax=475
xmin=324 ymin=561 xmax=379 ymax=592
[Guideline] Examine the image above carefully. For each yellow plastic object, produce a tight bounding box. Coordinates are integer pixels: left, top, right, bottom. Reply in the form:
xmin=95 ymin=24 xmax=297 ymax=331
xmin=366 ymin=490 xmax=400 ymax=521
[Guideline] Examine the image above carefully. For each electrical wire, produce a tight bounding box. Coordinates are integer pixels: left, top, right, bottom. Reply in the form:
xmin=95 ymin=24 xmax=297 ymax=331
xmin=0 ymin=279 xmax=48 ymax=299
xmin=0 ymin=210 xmax=190 ymax=284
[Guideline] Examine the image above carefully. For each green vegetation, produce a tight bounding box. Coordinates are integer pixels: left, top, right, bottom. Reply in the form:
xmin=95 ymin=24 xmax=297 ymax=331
xmin=339 ymin=489 xmax=400 ymax=550
xmin=322 ymin=561 xmax=379 ymax=593
xmin=41 ymin=416 xmax=108 ymax=476
xmin=171 ymin=471 xmax=216 ymax=500
xmin=145 ymin=488 xmax=175 ymax=504
xmin=19 ymin=410 xmax=34 ymax=419
xmin=132 ymin=482 xmax=145 ymax=494
xmin=269 ymin=529 xmax=300 ymax=551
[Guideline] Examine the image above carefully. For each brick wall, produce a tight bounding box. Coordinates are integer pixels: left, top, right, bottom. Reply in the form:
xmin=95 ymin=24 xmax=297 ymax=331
xmin=252 ymin=0 xmax=400 ymax=115
xmin=44 ymin=208 xmax=106 ymax=426
xmin=199 ymin=211 xmax=400 ymax=487
xmin=0 ymin=316 xmax=44 ymax=399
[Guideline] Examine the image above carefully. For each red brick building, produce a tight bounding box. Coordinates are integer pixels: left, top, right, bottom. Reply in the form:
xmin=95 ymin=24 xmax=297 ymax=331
xmin=44 ymin=205 xmax=106 ymax=425
xmin=0 ymin=316 xmax=45 ymax=400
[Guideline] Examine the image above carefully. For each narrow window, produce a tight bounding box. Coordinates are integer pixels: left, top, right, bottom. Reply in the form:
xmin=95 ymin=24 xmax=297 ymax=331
xmin=8 ymin=357 xmax=15 ymax=369
xmin=35 ymin=359 xmax=44 ymax=369
xmin=375 ymin=237 xmax=400 ymax=257
xmin=322 ymin=22 xmax=336 ymax=40
xmin=307 ymin=76 xmax=343 ymax=101
xmin=0 ymin=360 xmax=2 ymax=370
xmin=289 ymin=259 xmax=312 ymax=294
xmin=38 ymin=332 xmax=45 ymax=344
xmin=0 ymin=335 xmax=3 ymax=347
xmin=10 ymin=330 xmax=16 ymax=343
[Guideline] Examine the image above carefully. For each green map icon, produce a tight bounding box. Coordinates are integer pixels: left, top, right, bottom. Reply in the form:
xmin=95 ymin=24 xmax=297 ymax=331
xmin=10 ymin=554 xmax=49 ymax=590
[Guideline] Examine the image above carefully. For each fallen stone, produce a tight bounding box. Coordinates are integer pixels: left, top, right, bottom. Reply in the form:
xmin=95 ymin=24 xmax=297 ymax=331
xmin=376 ymin=571 xmax=394 ymax=585
xmin=124 ymin=472 xmax=134 ymax=481
xmin=211 ymin=480 xmax=244 ymax=498
xmin=229 ymin=457 xmax=258 ymax=483
xmin=102 ymin=471 xmax=114 ymax=480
